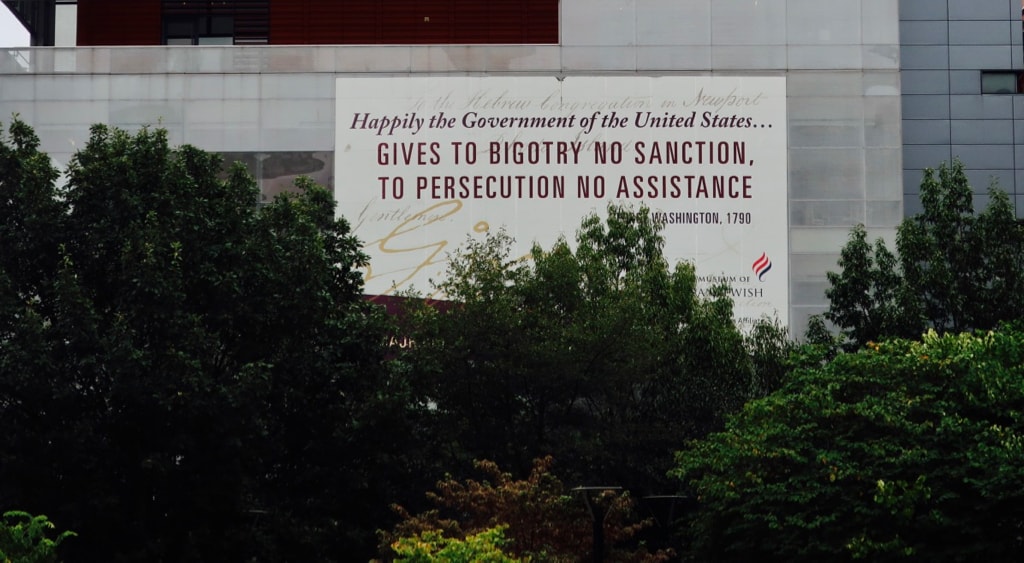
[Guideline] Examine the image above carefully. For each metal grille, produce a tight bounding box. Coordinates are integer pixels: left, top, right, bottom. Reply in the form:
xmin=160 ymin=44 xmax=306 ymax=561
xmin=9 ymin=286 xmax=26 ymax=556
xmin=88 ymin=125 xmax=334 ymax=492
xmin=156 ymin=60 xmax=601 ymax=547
xmin=161 ymin=0 xmax=270 ymax=44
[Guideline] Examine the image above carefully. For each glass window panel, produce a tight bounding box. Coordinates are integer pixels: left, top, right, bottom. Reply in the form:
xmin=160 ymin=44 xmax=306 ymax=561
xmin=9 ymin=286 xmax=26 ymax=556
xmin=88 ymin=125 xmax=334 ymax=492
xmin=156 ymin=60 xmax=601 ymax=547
xmin=210 ymin=16 xmax=234 ymax=35
xmin=165 ymin=18 xmax=194 ymax=37
xmin=198 ymin=36 xmax=233 ymax=46
xmin=981 ymin=72 xmax=1018 ymax=94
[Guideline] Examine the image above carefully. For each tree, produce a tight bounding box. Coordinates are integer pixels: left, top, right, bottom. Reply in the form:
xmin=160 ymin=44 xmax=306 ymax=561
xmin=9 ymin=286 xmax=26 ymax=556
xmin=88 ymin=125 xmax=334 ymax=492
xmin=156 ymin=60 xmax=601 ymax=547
xmin=823 ymin=225 xmax=919 ymax=349
xmin=399 ymin=203 xmax=793 ymax=497
xmin=0 ymin=119 xmax=412 ymax=561
xmin=673 ymin=327 xmax=1024 ymax=561
xmin=821 ymin=159 xmax=1024 ymax=347
xmin=383 ymin=456 xmax=671 ymax=562
xmin=0 ymin=511 xmax=75 ymax=563
xmin=391 ymin=526 xmax=520 ymax=563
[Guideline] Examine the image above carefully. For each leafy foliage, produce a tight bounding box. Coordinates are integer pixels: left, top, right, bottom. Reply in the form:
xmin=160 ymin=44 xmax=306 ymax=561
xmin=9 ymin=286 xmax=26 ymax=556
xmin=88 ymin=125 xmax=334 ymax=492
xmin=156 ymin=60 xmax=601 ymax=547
xmin=673 ymin=327 xmax=1024 ymax=561
xmin=821 ymin=158 xmax=1024 ymax=347
xmin=391 ymin=526 xmax=520 ymax=563
xmin=824 ymin=225 xmax=918 ymax=349
xmin=0 ymin=511 xmax=75 ymax=563
xmin=400 ymin=203 xmax=793 ymax=496
xmin=384 ymin=457 xmax=670 ymax=562
xmin=0 ymin=119 xmax=415 ymax=561
xmin=1 ymin=118 xmax=793 ymax=561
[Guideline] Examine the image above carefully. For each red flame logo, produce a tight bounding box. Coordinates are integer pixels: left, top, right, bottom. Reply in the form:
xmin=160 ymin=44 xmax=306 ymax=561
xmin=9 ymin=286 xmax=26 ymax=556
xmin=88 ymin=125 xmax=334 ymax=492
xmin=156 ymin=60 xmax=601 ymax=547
xmin=752 ymin=253 xmax=772 ymax=282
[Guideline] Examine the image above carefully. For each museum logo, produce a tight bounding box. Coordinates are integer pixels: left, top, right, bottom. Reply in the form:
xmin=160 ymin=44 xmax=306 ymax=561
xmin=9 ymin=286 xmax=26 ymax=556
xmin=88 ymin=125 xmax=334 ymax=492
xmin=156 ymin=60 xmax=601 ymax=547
xmin=752 ymin=252 xmax=772 ymax=281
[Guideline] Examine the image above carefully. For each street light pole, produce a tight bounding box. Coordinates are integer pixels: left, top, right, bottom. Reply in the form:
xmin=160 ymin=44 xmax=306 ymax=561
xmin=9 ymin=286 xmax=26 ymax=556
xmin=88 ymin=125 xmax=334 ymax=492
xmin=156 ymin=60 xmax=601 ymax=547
xmin=572 ymin=485 xmax=622 ymax=563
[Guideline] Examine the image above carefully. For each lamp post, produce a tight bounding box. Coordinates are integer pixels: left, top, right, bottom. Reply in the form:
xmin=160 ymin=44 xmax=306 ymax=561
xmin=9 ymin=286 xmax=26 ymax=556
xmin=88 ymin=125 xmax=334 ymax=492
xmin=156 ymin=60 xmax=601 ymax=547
xmin=571 ymin=485 xmax=622 ymax=563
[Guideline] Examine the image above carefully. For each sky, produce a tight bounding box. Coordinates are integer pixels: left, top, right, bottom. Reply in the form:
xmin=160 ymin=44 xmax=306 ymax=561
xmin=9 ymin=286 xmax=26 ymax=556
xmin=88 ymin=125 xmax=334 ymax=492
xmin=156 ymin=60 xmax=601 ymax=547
xmin=0 ymin=3 xmax=30 ymax=47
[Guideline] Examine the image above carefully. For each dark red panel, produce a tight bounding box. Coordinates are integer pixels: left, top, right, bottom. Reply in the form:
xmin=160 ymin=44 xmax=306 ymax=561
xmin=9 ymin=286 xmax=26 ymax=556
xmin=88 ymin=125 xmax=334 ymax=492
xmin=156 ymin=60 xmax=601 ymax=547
xmin=269 ymin=0 xmax=308 ymax=44
xmin=269 ymin=0 xmax=557 ymax=45
xmin=308 ymin=0 xmax=380 ymax=45
xmin=380 ymin=0 xmax=451 ymax=44
xmin=75 ymin=0 xmax=557 ymax=46
xmin=78 ymin=0 xmax=161 ymax=45
xmin=523 ymin=0 xmax=559 ymax=44
xmin=489 ymin=1 xmax=527 ymax=44
xmin=451 ymin=0 xmax=491 ymax=44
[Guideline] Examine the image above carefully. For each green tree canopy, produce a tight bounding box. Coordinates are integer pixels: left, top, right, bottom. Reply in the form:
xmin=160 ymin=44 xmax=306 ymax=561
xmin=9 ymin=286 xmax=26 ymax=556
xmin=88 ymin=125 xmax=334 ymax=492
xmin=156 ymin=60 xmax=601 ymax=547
xmin=384 ymin=456 xmax=670 ymax=562
xmin=399 ymin=203 xmax=792 ymax=496
xmin=673 ymin=327 xmax=1024 ymax=561
xmin=821 ymin=158 xmax=1024 ymax=348
xmin=0 ymin=118 xmax=414 ymax=561
xmin=391 ymin=526 xmax=521 ymax=563
xmin=0 ymin=511 xmax=75 ymax=563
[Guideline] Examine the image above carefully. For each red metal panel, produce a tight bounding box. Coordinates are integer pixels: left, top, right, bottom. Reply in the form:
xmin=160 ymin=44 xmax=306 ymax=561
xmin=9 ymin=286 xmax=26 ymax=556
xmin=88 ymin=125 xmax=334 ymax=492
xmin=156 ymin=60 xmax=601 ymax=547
xmin=78 ymin=0 xmax=161 ymax=45
xmin=276 ymin=0 xmax=382 ymax=44
xmin=308 ymin=0 xmax=380 ymax=45
xmin=523 ymin=0 xmax=558 ymax=44
xmin=451 ymin=0 xmax=490 ymax=44
xmin=302 ymin=0 xmax=346 ymax=43
xmin=269 ymin=0 xmax=308 ymax=44
xmin=338 ymin=0 xmax=382 ymax=44
xmin=490 ymin=1 xmax=528 ymax=44
xmin=380 ymin=0 xmax=451 ymax=44
xmin=454 ymin=0 xmax=559 ymax=44
xmin=455 ymin=0 xmax=559 ymax=44
xmin=71 ymin=0 xmax=560 ymax=46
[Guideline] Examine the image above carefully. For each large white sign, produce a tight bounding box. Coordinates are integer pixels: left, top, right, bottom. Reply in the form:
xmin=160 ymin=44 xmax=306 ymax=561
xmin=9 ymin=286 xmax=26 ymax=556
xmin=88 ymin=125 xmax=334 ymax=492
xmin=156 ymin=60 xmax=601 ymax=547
xmin=335 ymin=76 xmax=788 ymax=327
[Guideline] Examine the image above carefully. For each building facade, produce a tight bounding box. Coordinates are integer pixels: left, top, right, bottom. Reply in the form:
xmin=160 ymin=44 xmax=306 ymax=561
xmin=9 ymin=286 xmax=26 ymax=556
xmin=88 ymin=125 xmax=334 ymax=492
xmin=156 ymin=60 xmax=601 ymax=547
xmin=4 ymin=0 xmax=995 ymax=336
xmin=900 ymin=0 xmax=1024 ymax=214
xmin=4 ymin=0 xmax=559 ymax=46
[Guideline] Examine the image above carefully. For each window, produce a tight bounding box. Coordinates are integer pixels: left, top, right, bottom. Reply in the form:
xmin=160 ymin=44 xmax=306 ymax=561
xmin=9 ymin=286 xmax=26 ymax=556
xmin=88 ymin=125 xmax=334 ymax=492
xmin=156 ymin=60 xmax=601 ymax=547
xmin=981 ymin=71 xmax=1024 ymax=94
xmin=161 ymin=0 xmax=269 ymax=46
xmin=164 ymin=14 xmax=234 ymax=45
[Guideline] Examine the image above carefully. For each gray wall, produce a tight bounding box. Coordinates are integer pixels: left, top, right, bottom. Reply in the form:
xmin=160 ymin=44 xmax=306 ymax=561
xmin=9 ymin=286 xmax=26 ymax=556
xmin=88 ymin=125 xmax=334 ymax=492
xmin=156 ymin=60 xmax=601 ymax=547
xmin=0 ymin=0 xmax=905 ymax=337
xmin=901 ymin=0 xmax=1024 ymax=213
